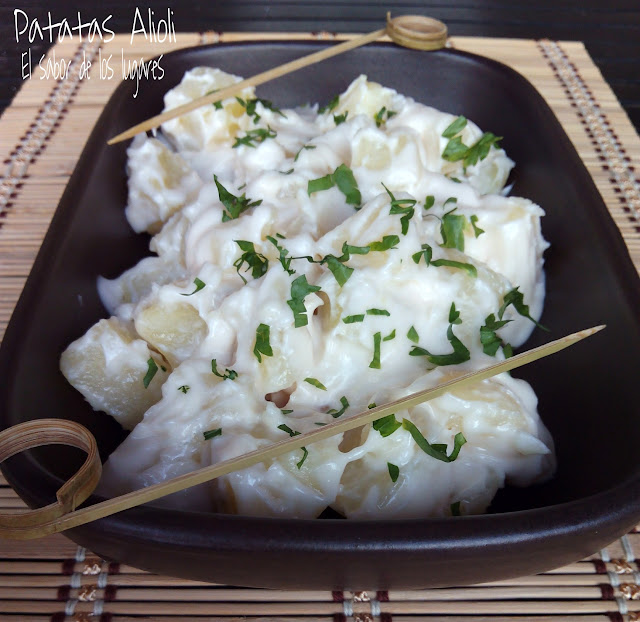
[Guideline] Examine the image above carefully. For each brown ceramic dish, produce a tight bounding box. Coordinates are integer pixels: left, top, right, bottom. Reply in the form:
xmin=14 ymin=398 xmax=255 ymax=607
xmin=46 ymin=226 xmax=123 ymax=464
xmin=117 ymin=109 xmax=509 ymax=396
xmin=1 ymin=42 xmax=640 ymax=589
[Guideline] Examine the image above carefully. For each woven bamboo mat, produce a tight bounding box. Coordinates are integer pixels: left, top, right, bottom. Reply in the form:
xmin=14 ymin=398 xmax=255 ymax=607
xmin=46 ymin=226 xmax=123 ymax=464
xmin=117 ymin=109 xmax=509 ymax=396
xmin=1 ymin=32 xmax=640 ymax=621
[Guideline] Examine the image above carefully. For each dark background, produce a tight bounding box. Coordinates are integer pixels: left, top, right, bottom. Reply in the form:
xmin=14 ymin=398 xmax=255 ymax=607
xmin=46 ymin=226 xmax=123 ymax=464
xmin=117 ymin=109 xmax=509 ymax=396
xmin=1 ymin=1 xmax=639 ymax=132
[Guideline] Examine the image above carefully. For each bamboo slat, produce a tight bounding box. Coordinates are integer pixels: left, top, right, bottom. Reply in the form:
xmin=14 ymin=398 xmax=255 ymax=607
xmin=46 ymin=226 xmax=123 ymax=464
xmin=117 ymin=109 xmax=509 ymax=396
xmin=0 ymin=32 xmax=639 ymax=620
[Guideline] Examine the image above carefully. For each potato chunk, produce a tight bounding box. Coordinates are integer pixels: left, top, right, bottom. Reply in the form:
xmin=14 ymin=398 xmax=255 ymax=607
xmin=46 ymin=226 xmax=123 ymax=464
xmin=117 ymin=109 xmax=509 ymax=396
xmin=134 ymin=300 xmax=208 ymax=367
xmin=60 ymin=318 xmax=169 ymax=430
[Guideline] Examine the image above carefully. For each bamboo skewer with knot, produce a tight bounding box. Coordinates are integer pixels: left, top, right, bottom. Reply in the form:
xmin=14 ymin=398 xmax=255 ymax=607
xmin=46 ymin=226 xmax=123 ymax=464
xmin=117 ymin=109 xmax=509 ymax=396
xmin=107 ymin=14 xmax=448 ymax=145
xmin=0 ymin=326 xmax=604 ymax=539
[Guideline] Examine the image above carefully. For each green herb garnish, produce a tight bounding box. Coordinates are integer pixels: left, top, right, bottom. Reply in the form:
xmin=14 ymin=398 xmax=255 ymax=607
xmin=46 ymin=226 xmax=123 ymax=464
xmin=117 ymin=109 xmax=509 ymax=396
xmin=266 ymin=235 xmax=295 ymax=276
xmin=203 ymin=428 xmax=222 ymax=440
xmin=319 ymin=94 xmax=339 ymax=113
xmin=211 ymin=359 xmax=238 ymax=381
xmin=440 ymin=209 xmax=467 ymax=251
xmin=442 ymin=115 xmax=468 ymax=138
xmin=178 ymin=385 xmax=190 ymax=394
xmin=304 ymin=377 xmax=327 ymax=391
xmin=402 ymin=419 xmax=467 ymax=462
xmin=343 ymin=314 xmax=365 ymax=324
xmin=367 ymin=308 xmax=390 ymax=316
xmin=233 ymin=126 xmax=277 ymax=148
xmin=442 ymin=115 xmax=503 ymax=171
xmin=327 ymin=396 xmax=349 ymax=418
xmin=470 ymin=214 xmax=484 ymax=238
xmin=308 ymin=164 xmax=361 ymax=207
xmin=236 ymin=97 xmax=286 ymax=123
xmin=387 ymin=462 xmax=400 ymax=482
xmin=480 ymin=313 xmax=512 ymax=356
xmin=233 ymin=240 xmax=269 ymax=283
xmin=383 ymin=184 xmax=416 ymax=235
xmin=407 ymin=326 xmax=420 ymax=343
xmin=409 ymin=304 xmax=470 ymax=366
xmin=143 ymin=358 xmax=158 ymax=389
xmin=372 ymin=413 xmax=401 ymax=437
xmin=412 ymin=243 xmax=476 ymax=277
xmin=278 ymin=423 xmax=310 ymax=468
xmin=333 ymin=111 xmax=348 ymax=125
xmin=253 ymin=323 xmax=273 ymax=362
xmin=214 ymin=175 xmax=262 ymax=222
xmin=322 ymin=255 xmax=354 ymax=287
xmin=498 ymin=287 xmax=548 ymax=330
xmin=294 ymin=144 xmax=316 ymax=162
xmin=370 ymin=331 xmax=382 ymax=369
xmin=374 ymin=106 xmax=396 ymax=127
xmin=424 ymin=195 xmax=435 ymax=210
xmin=287 ymin=275 xmax=322 ymax=327
xmin=181 ymin=277 xmax=206 ymax=296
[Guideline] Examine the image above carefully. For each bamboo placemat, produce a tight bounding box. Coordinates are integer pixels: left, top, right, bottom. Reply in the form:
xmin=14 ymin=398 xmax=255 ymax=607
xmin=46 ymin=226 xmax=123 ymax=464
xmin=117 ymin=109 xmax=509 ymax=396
xmin=1 ymin=32 xmax=640 ymax=621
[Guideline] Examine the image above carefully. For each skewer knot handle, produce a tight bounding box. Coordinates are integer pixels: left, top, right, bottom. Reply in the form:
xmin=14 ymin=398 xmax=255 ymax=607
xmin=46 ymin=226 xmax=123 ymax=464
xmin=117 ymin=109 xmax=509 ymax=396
xmin=0 ymin=419 xmax=101 ymax=539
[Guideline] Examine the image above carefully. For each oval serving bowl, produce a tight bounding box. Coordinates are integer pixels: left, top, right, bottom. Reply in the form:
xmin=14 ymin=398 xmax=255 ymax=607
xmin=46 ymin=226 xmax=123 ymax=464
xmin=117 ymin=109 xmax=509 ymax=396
xmin=1 ymin=41 xmax=640 ymax=589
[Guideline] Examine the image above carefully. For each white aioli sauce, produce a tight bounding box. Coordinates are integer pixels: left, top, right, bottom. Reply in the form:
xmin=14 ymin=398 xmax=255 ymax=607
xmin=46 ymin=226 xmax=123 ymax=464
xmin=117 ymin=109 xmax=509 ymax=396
xmin=61 ymin=68 xmax=554 ymax=519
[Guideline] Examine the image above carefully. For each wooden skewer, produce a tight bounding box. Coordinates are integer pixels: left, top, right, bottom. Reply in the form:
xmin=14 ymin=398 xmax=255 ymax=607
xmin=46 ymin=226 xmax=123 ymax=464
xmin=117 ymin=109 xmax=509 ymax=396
xmin=0 ymin=325 xmax=603 ymax=540
xmin=107 ymin=13 xmax=448 ymax=145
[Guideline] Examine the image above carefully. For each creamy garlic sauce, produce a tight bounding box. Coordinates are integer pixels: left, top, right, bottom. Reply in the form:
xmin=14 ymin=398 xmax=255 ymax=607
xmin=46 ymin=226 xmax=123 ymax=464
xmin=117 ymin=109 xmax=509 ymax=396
xmin=61 ymin=68 xmax=554 ymax=519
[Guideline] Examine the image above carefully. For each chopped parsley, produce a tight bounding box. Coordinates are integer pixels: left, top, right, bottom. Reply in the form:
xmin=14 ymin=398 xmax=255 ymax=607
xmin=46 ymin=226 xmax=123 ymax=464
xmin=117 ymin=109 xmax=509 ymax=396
xmin=333 ymin=111 xmax=348 ymax=125
xmin=383 ymin=329 xmax=396 ymax=341
xmin=304 ymin=377 xmax=327 ymax=391
xmin=409 ymin=303 xmax=471 ymax=366
xmin=181 ymin=277 xmax=206 ymax=296
xmin=374 ymin=106 xmax=396 ymax=127
xmin=442 ymin=115 xmax=468 ymax=138
xmin=402 ymin=419 xmax=467 ymax=462
xmin=387 ymin=462 xmax=400 ymax=482
xmin=322 ymin=255 xmax=354 ymax=287
xmin=294 ymin=144 xmax=316 ymax=162
xmin=281 ymin=409 xmax=294 ymax=415
xmin=233 ymin=240 xmax=269 ymax=283
xmin=369 ymin=331 xmax=382 ymax=369
xmin=233 ymin=126 xmax=277 ymax=148
xmin=498 ymin=287 xmax=548 ymax=331
xmin=277 ymin=423 xmax=308 ymax=469
xmin=441 ymin=115 xmax=503 ymax=170
xmin=266 ymin=235 xmax=295 ymax=276
xmin=412 ymin=243 xmax=477 ymax=278
xmin=143 ymin=358 xmax=159 ymax=389
xmin=319 ymin=94 xmax=339 ymax=113
xmin=307 ymin=174 xmax=335 ymax=195
xmin=470 ymin=214 xmax=484 ymax=238
xmin=383 ymin=184 xmax=416 ymax=235
xmin=214 ymin=175 xmax=262 ymax=222
xmin=203 ymin=428 xmax=222 ymax=440
xmin=327 ymin=396 xmax=349 ymax=418
xmin=343 ymin=314 xmax=365 ymax=324
xmin=307 ymin=164 xmax=361 ymax=207
xmin=440 ymin=208 xmax=467 ymax=251
xmin=236 ymin=97 xmax=286 ymax=123
xmin=178 ymin=385 xmax=190 ymax=394
xmin=367 ymin=308 xmax=390 ymax=316
xmin=253 ymin=323 xmax=273 ymax=362
xmin=407 ymin=326 xmax=420 ymax=343
xmin=287 ymin=274 xmax=321 ymax=327
xmin=372 ymin=413 xmax=402 ymax=437
xmin=204 ymin=88 xmax=224 ymax=110
xmin=211 ymin=359 xmax=238 ymax=381
xmin=424 ymin=195 xmax=435 ymax=210
xmin=480 ymin=313 xmax=512 ymax=357
xmin=297 ymin=447 xmax=309 ymax=469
